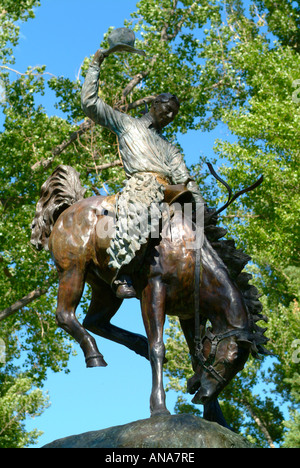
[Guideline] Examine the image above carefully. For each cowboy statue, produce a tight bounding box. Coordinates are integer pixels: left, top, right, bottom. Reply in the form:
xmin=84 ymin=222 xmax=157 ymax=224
xmin=81 ymin=28 xmax=205 ymax=299
xmin=30 ymin=27 xmax=268 ymax=425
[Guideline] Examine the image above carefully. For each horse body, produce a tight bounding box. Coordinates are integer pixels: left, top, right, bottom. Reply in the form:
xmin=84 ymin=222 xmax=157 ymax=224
xmin=49 ymin=196 xmax=111 ymax=277
xmin=31 ymin=165 xmax=269 ymax=421
xmin=47 ymin=193 xmax=249 ymax=416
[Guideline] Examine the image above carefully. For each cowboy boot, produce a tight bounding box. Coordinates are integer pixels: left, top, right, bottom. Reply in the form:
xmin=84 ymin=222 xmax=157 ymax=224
xmin=114 ymin=274 xmax=137 ymax=299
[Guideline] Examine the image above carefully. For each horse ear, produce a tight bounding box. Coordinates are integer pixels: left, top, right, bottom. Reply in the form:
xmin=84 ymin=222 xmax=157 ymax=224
xmin=237 ymin=337 xmax=252 ymax=349
xmin=237 ymin=337 xmax=263 ymax=359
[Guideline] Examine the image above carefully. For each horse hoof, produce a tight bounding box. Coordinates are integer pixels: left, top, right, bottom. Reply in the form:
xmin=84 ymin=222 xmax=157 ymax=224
xmin=85 ymin=355 xmax=107 ymax=368
xmin=150 ymin=408 xmax=171 ymax=418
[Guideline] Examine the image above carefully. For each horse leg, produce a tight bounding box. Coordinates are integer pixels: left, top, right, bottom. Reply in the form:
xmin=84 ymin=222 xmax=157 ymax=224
xmin=203 ymin=399 xmax=234 ymax=431
xmin=83 ymin=280 xmax=149 ymax=361
xmin=141 ymin=276 xmax=170 ymax=417
xmin=56 ymin=268 xmax=107 ymax=368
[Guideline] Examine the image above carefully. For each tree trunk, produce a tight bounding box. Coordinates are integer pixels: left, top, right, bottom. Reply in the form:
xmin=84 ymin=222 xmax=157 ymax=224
xmin=242 ymin=399 xmax=276 ymax=448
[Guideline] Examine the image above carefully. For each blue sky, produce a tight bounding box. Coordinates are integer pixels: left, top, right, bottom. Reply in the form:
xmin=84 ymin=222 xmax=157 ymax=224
xmin=7 ymin=0 xmax=234 ymax=448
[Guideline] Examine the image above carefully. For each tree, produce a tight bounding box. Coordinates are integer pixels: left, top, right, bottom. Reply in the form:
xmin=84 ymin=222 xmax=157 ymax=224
xmin=283 ymin=372 xmax=300 ymax=448
xmin=164 ymin=0 xmax=300 ymax=448
xmin=0 ymin=0 xmax=49 ymax=447
xmin=0 ymin=0 xmax=299 ymax=447
xmin=0 ymin=376 xmax=48 ymax=448
xmin=0 ymin=0 xmax=228 ymax=447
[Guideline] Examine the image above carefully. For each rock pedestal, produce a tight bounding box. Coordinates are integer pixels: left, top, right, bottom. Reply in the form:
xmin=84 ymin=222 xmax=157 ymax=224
xmin=42 ymin=414 xmax=253 ymax=448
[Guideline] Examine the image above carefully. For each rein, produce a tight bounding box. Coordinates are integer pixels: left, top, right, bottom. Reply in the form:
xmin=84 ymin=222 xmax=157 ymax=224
xmin=193 ymin=163 xmax=263 ymax=384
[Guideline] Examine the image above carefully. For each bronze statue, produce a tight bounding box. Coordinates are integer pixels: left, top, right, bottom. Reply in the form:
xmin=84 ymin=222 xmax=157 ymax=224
xmin=81 ymin=28 xmax=205 ymax=299
xmin=31 ymin=29 xmax=270 ymax=423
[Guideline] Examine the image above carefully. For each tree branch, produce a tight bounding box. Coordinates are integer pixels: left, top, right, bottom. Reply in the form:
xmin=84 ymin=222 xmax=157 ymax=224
xmin=119 ymin=95 xmax=156 ymax=112
xmin=0 ymin=256 xmax=13 ymax=278
xmin=0 ymin=286 xmax=50 ymax=322
xmin=203 ymin=79 xmax=225 ymax=92
xmin=115 ymin=55 xmax=158 ymax=110
xmin=222 ymin=214 xmax=260 ymax=219
xmin=31 ymin=119 xmax=95 ymax=171
xmin=0 ymin=65 xmax=56 ymax=78
xmin=86 ymin=160 xmax=123 ymax=174
xmin=121 ymin=71 xmax=149 ymax=99
xmin=242 ymin=398 xmax=276 ymax=448
xmin=161 ymin=1 xmax=198 ymax=42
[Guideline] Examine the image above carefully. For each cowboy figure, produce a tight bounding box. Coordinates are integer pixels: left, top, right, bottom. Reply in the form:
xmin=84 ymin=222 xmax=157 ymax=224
xmin=81 ymin=28 xmax=205 ymax=299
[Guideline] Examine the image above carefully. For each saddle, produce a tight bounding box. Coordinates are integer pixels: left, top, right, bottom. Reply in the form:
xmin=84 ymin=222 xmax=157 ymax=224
xmin=101 ymin=180 xmax=194 ymax=296
xmin=163 ymin=183 xmax=193 ymax=205
xmin=102 ymin=182 xmax=193 ymax=215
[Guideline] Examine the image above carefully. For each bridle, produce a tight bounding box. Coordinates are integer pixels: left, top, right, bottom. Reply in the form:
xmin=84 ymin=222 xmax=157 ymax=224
xmin=194 ymin=328 xmax=250 ymax=384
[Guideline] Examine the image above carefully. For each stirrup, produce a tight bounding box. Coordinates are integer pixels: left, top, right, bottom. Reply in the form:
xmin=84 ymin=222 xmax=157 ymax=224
xmin=115 ymin=283 xmax=136 ymax=299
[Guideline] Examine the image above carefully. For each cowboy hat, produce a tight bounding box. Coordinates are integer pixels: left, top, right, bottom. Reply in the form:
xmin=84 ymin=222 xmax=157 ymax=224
xmin=107 ymin=27 xmax=146 ymax=56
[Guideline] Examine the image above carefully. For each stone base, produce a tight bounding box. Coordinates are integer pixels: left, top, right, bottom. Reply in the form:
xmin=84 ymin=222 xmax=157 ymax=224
xmin=42 ymin=414 xmax=254 ymax=448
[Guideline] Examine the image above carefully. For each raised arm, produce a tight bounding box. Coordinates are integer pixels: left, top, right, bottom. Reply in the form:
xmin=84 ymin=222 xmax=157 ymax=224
xmin=81 ymin=49 xmax=128 ymax=135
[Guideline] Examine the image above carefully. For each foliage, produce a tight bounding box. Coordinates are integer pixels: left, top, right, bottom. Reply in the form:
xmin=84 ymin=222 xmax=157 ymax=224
xmin=283 ymin=373 xmax=300 ymax=448
xmin=0 ymin=0 xmax=221 ymax=447
xmin=164 ymin=0 xmax=300 ymax=448
xmin=0 ymin=375 xmax=48 ymax=448
xmin=0 ymin=1 xmax=40 ymax=66
xmin=0 ymin=0 xmax=299 ymax=447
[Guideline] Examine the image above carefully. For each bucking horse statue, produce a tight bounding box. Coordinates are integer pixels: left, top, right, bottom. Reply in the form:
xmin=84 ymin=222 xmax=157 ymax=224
xmin=31 ymin=163 xmax=270 ymax=426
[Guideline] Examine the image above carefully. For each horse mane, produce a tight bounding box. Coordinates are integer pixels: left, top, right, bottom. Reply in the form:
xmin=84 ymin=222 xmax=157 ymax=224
xmin=204 ymin=210 xmax=270 ymax=358
xmin=31 ymin=165 xmax=86 ymax=251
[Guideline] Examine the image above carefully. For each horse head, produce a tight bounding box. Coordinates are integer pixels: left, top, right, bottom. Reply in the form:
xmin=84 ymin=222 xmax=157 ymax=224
xmin=188 ymin=328 xmax=252 ymax=404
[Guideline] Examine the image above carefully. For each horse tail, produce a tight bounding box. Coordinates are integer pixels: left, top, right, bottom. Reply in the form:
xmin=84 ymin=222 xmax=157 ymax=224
xmin=204 ymin=210 xmax=270 ymax=358
xmin=31 ymin=165 xmax=86 ymax=251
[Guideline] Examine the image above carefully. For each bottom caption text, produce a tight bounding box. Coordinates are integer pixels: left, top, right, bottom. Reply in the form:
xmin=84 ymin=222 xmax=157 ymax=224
xmin=103 ymin=450 xmax=197 ymax=464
